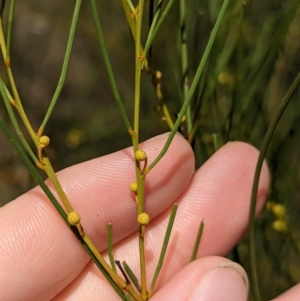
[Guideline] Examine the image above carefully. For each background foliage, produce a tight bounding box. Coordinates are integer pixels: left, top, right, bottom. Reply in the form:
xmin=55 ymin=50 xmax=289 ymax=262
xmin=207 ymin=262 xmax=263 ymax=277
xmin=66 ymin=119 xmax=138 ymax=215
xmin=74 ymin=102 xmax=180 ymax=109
xmin=1 ymin=0 xmax=300 ymax=300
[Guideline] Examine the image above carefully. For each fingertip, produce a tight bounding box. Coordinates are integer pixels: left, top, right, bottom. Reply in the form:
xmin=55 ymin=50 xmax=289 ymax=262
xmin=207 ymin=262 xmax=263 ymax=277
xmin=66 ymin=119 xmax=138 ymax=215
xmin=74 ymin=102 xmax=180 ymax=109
xmin=151 ymin=257 xmax=248 ymax=301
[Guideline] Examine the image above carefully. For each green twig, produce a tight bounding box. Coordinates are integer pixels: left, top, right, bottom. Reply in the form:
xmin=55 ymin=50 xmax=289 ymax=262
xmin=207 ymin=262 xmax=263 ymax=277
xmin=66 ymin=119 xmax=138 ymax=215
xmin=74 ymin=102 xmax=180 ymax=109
xmin=133 ymin=0 xmax=145 ymax=144
xmin=90 ymin=0 xmax=132 ymax=133
xmin=179 ymin=0 xmax=192 ymax=133
xmin=145 ymin=0 xmax=164 ymax=55
xmin=38 ymin=0 xmax=82 ymax=136
xmin=125 ymin=0 xmax=135 ymax=13
xmin=0 ymin=77 xmax=39 ymax=164
xmin=0 ymin=116 xmax=67 ymax=219
xmin=143 ymin=0 xmax=176 ymax=59
xmin=84 ymin=245 xmax=126 ymax=300
xmin=189 ymin=219 xmax=204 ymax=262
xmin=6 ymin=0 xmax=15 ymax=57
xmin=0 ymin=0 xmax=6 ymax=18
xmin=123 ymin=261 xmax=141 ymax=292
xmin=1 ymin=118 xmax=122 ymax=297
xmin=132 ymin=2 xmax=148 ymax=299
xmin=108 ymin=223 xmax=117 ymax=273
xmin=125 ymin=293 xmax=134 ymax=301
xmin=0 ymin=19 xmax=37 ymax=143
xmin=147 ymin=0 xmax=154 ymax=65
xmin=149 ymin=204 xmax=178 ymax=297
xmin=145 ymin=0 xmax=231 ymax=174
xmin=248 ymin=71 xmax=300 ymax=301
xmin=212 ymin=133 xmax=223 ymax=152
xmin=0 ymin=127 xmax=125 ymax=299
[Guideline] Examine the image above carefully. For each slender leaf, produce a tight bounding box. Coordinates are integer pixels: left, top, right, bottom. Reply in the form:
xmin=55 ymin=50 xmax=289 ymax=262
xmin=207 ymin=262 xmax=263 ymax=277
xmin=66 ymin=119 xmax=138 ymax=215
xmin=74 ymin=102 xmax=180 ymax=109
xmin=248 ymin=72 xmax=300 ymax=301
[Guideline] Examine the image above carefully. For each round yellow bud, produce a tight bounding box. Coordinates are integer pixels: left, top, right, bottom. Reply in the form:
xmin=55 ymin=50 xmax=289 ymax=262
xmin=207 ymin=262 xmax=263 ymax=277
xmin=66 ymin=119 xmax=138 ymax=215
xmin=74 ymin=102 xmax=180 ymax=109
xmin=156 ymin=70 xmax=162 ymax=79
xmin=68 ymin=211 xmax=81 ymax=225
xmin=39 ymin=135 xmax=50 ymax=148
xmin=135 ymin=150 xmax=147 ymax=161
xmin=138 ymin=212 xmax=150 ymax=225
xmin=266 ymin=201 xmax=275 ymax=211
xmin=217 ymin=72 xmax=234 ymax=87
xmin=272 ymin=220 xmax=288 ymax=233
xmin=272 ymin=204 xmax=286 ymax=219
xmin=129 ymin=182 xmax=138 ymax=193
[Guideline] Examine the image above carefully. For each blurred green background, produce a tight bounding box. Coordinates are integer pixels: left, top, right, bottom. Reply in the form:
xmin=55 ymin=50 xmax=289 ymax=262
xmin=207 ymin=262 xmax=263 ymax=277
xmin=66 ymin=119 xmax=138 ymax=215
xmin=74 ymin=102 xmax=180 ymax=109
xmin=1 ymin=0 xmax=300 ymax=300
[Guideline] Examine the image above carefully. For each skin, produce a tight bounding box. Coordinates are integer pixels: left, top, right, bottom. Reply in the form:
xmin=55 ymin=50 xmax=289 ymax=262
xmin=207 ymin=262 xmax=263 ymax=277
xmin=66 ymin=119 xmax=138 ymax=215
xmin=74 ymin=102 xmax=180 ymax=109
xmin=0 ymin=133 xmax=298 ymax=301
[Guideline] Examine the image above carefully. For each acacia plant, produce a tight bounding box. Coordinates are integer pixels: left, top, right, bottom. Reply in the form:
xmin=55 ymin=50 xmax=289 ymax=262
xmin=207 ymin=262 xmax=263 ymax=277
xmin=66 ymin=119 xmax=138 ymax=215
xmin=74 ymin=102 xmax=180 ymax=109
xmin=1 ymin=0 xmax=300 ymax=301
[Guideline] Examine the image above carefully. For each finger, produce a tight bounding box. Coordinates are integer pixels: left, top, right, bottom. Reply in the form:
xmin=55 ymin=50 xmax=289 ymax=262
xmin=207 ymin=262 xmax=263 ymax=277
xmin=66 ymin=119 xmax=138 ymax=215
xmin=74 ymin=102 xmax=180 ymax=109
xmin=0 ymin=133 xmax=194 ymax=301
xmin=53 ymin=141 xmax=269 ymax=300
xmin=150 ymin=256 xmax=248 ymax=301
xmin=53 ymin=257 xmax=248 ymax=301
xmin=116 ymin=141 xmax=270 ymax=281
xmin=270 ymin=284 xmax=300 ymax=301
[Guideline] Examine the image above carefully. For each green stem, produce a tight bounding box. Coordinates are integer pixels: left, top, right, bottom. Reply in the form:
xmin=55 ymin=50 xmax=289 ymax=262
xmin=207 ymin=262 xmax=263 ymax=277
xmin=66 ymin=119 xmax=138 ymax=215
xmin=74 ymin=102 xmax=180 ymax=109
xmin=0 ymin=15 xmax=42 ymax=153
xmin=0 ymin=0 xmax=6 ymax=17
xmin=149 ymin=204 xmax=178 ymax=297
xmin=189 ymin=219 xmax=204 ymax=262
xmin=0 ymin=20 xmax=37 ymax=144
xmin=90 ymin=0 xmax=132 ymax=132
xmin=0 ymin=116 xmax=67 ymax=220
xmin=133 ymin=2 xmax=148 ymax=299
xmin=138 ymin=230 xmax=147 ymax=300
xmin=43 ymin=157 xmax=74 ymax=213
xmin=6 ymin=0 xmax=15 ymax=58
xmin=0 ymin=116 xmax=130 ymax=300
xmin=121 ymin=0 xmax=137 ymax=42
xmin=133 ymin=0 xmax=145 ymax=141
xmin=38 ymin=0 xmax=81 ymax=135
xmin=108 ymin=223 xmax=117 ymax=273
xmin=0 ymin=14 xmax=7 ymax=59
xmin=248 ymin=71 xmax=300 ymax=301
xmin=179 ymin=0 xmax=192 ymax=133
xmin=145 ymin=0 xmax=231 ymax=174
xmin=145 ymin=0 xmax=164 ymax=54
xmin=0 ymin=77 xmax=39 ymax=164
xmin=125 ymin=0 xmax=135 ymax=13
xmin=123 ymin=261 xmax=141 ymax=292
xmin=143 ymin=0 xmax=176 ymax=59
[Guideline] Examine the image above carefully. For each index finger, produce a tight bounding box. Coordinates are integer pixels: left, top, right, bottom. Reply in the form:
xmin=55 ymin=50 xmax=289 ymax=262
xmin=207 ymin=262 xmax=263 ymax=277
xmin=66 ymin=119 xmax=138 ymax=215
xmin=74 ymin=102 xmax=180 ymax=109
xmin=0 ymin=133 xmax=194 ymax=301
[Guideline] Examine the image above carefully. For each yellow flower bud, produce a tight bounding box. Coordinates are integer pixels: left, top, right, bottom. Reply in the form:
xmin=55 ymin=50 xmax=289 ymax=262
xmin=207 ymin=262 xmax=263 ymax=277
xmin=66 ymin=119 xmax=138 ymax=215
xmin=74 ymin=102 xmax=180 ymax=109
xmin=272 ymin=220 xmax=288 ymax=233
xmin=68 ymin=211 xmax=81 ymax=225
xmin=156 ymin=70 xmax=162 ymax=79
xmin=39 ymin=135 xmax=50 ymax=148
xmin=135 ymin=150 xmax=147 ymax=161
xmin=272 ymin=204 xmax=286 ymax=219
xmin=129 ymin=182 xmax=138 ymax=193
xmin=137 ymin=212 xmax=150 ymax=225
xmin=266 ymin=201 xmax=275 ymax=211
xmin=217 ymin=72 xmax=234 ymax=88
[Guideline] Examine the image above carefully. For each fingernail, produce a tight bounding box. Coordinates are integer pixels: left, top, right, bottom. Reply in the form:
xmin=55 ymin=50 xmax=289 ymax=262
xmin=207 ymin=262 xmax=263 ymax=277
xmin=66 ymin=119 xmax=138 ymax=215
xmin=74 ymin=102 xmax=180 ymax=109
xmin=190 ymin=264 xmax=248 ymax=301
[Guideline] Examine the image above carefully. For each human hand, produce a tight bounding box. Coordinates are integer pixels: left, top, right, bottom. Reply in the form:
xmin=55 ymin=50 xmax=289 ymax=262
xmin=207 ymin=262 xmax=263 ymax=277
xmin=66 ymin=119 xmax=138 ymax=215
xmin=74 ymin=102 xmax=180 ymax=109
xmin=0 ymin=133 xmax=298 ymax=300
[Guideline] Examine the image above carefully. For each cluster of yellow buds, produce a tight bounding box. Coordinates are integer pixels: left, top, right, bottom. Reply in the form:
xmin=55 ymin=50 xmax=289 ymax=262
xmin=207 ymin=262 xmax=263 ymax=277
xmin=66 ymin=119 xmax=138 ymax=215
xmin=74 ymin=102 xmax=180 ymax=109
xmin=266 ymin=201 xmax=288 ymax=232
